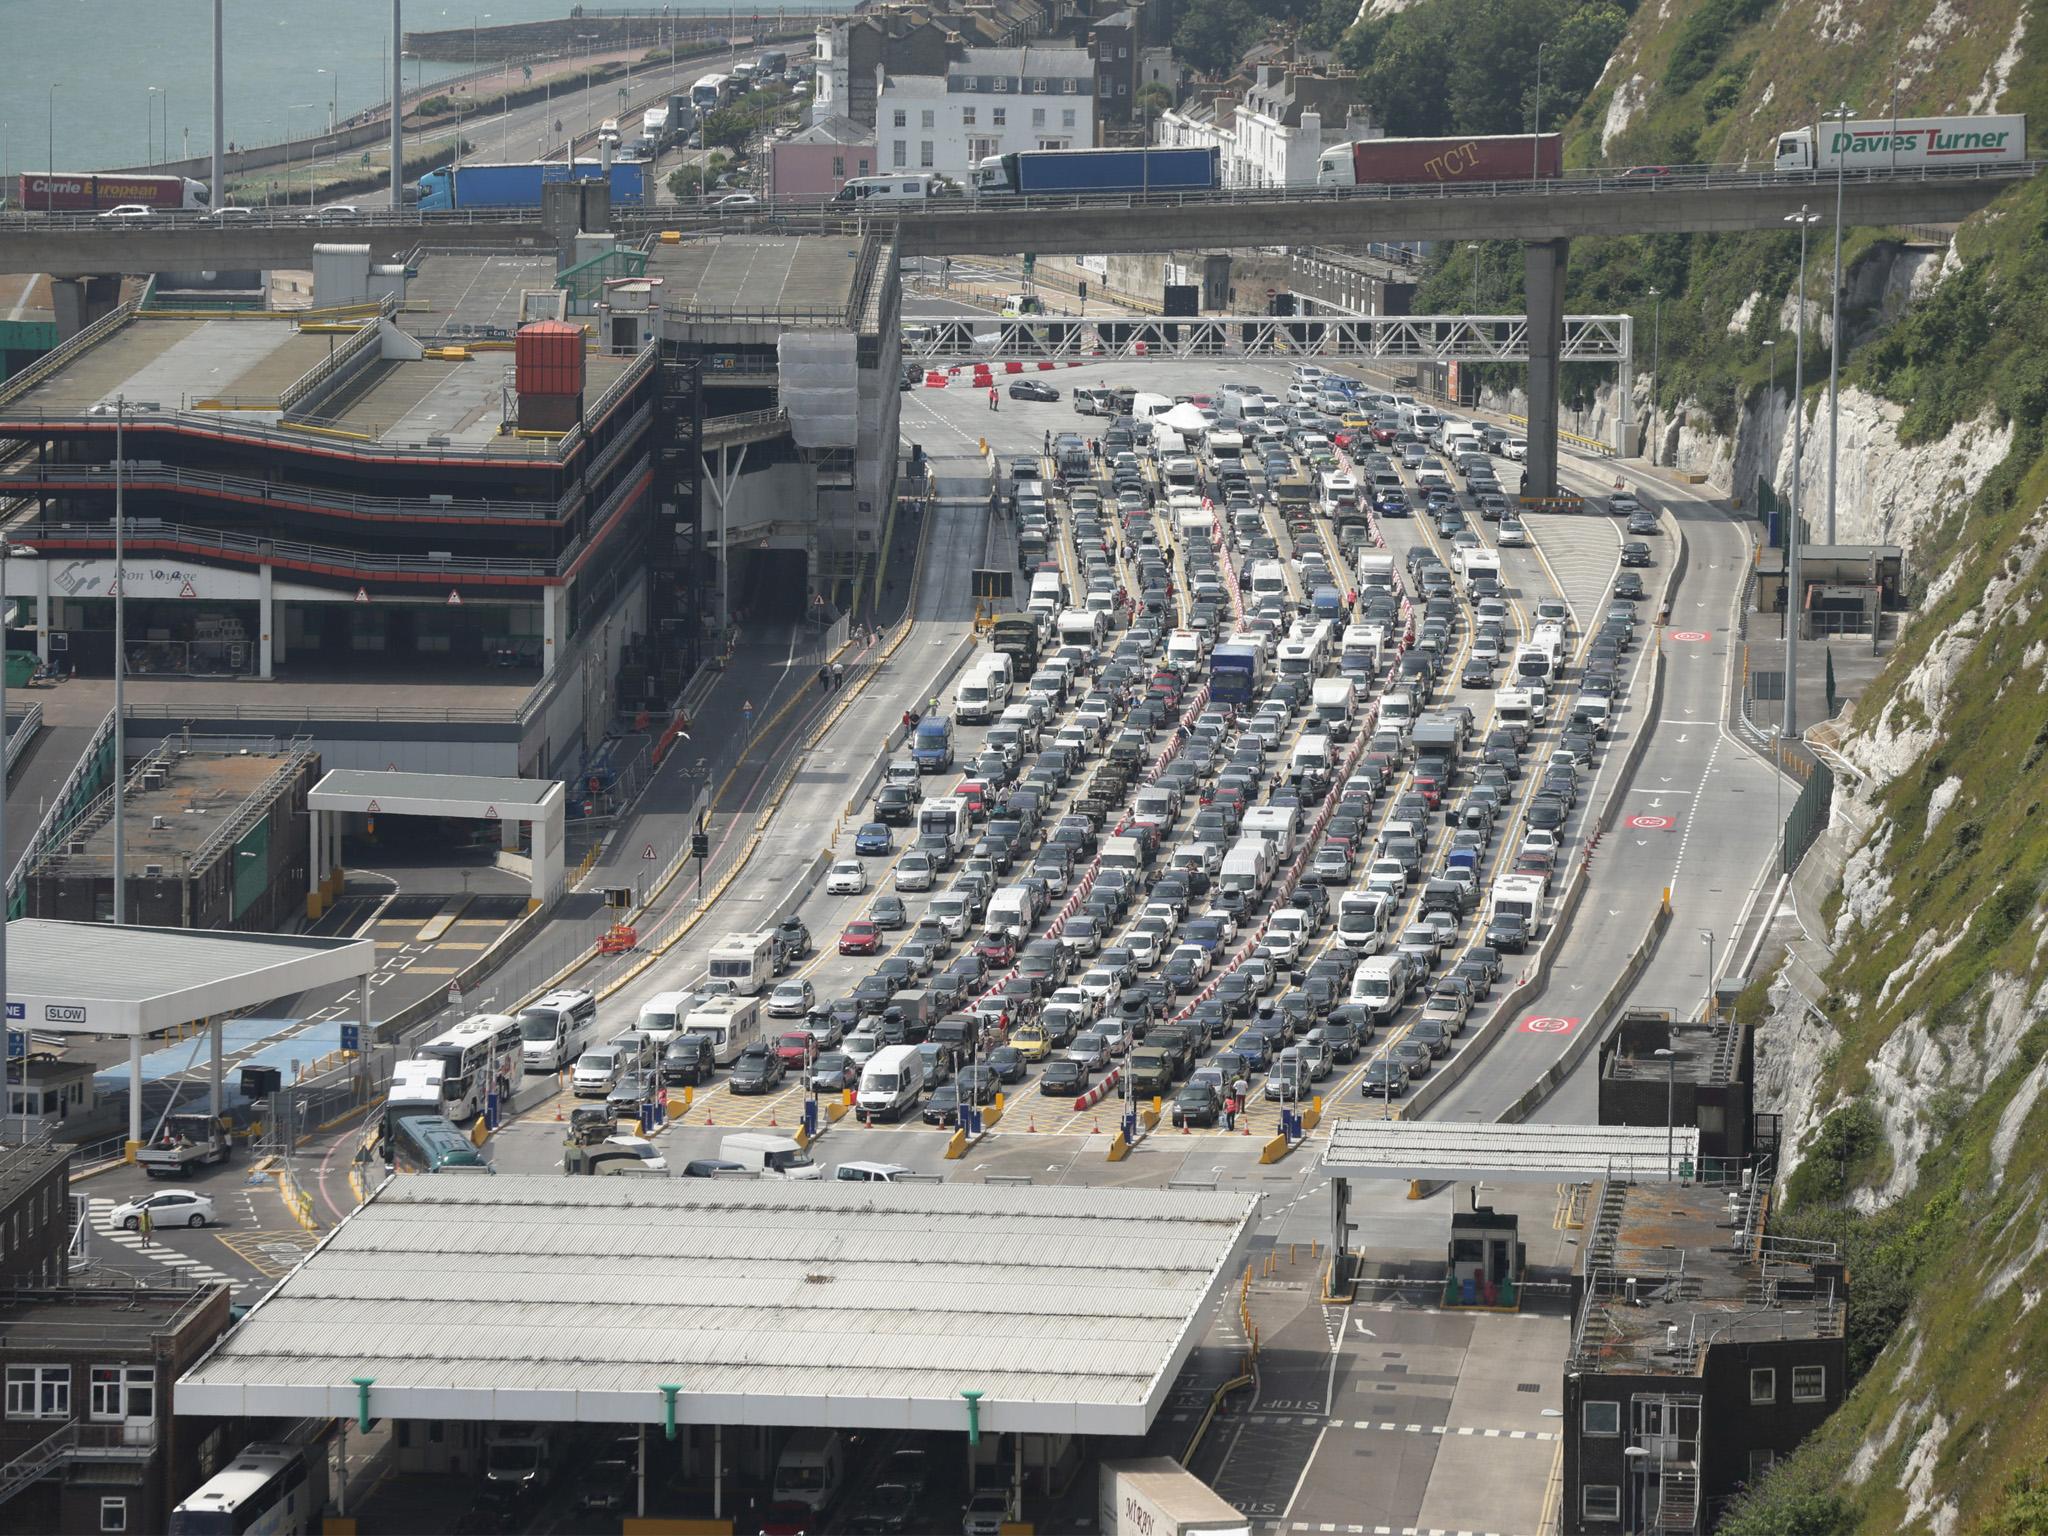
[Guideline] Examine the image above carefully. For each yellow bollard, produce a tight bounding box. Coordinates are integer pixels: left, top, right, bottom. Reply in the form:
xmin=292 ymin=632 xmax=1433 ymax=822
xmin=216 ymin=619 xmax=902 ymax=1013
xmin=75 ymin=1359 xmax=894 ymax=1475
xmin=1152 ymin=1094 xmax=1163 ymax=1115
xmin=1312 ymin=1094 xmax=1323 ymax=1115
xmin=683 ymin=1085 xmax=695 ymax=1108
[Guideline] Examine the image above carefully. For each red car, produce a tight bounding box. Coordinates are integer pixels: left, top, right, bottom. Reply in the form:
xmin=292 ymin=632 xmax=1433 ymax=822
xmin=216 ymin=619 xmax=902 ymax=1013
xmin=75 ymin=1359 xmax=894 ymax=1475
xmin=839 ymin=920 xmax=881 ymax=955
xmin=777 ymin=1031 xmax=817 ymax=1069
xmin=1371 ymin=423 xmax=1398 ymax=445
xmin=956 ymin=780 xmax=989 ymax=818
xmin=977 ymin=933 xmax=1016 ymax=966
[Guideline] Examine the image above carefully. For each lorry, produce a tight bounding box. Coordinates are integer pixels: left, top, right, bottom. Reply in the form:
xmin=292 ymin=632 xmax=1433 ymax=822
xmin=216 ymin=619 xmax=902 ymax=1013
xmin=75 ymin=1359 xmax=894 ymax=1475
xmin=1210 ymin=642 xmax=1265 ymax=706
xmin=718 ymin=1130 xmax=823 ymax=1179
xmin=638 ymin=105 xmax=672 ymax=155
xmin=16 ymin=171 xmax=209 ymax=211
xmin=990 ymin=615 xmax=1043 ymax=671
xmin=416 ymin=158 xmax=648 ymax=211
xmin=138 ymin=1110 xmax=234 ymax=1178
xmin=1098 ymin=1458 xmax=1251 ymax=1536
xmin=1316 ymin=133 xmax=1562 ymax=188
xmin=1772 ymin=113 xmax=2026 ymax=174
xmin=972 ymin=145 xmax=1220 ymax=196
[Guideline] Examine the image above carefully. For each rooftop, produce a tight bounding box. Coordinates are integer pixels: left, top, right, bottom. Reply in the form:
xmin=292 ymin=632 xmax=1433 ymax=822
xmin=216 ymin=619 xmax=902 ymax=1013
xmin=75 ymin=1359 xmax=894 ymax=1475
xmin=177 ymin=1177 xmax=1261 ymax=1436
xmin=37 ymin=745 xmax=312 ymax=880
xmin=785 ymin=115 xmax=875 ymax=147
xmin=1568 ymin=1182 xmax=1844 ymax=1376
xmin=3 ymin=919 xmax=375 ymax=1038
xmin=1323 ymin=1121 xmax=1702 ymax=1184
xmin=0 ymin=1284 xmax=228 ymax=1356
xmin=648 ymin=234 xmax=868 ymax=321
xmin=1605 ymin=1013 xmax=1744 ymax=1087
xmin=0 ymin=316 xmax=332 ymax=423
xmin=0 ymin=1141 xmax=69 ymax=1211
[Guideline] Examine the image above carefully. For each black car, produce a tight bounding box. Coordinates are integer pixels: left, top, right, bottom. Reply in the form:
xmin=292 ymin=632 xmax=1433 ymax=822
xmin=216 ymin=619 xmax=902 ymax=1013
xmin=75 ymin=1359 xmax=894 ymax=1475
xmin=1485 ymin=912 xmax=1530 ymax=952
xmin=809 ymin=1052 xmax=858 ymax=1094
xmin=1460 ymin=657 xmax=1494 ymax=690
xmin=1040 ymin=1058 xmax=1087 ymax=1095
xmin=1171 ymin=1082 xmax=1222 ymax=1128
xmin=986 ymin=1045 xmax=1028 ymax=1083
xmin=728 ymin=1044 xmax=786 ymax=1094
xmin=850 ymin=1483 xmax=919 ymax=1534
xmin=871 ymin=894 xmax=909 ymax=929
xmin=1619 ymin=541 xmax=1653 ymax=568
xmin=1613 ymin=572 xmax=1646 ymax=601
xmin=1361 ymin=1058 xmax=1407 ymax=1097
xmin=873 ymin=784 xmax=919 ymax=825
xmin=922 ymin=1082 xmax=963 ymax=1126
xmin=776 ymin=916 xmax=811 ymax=959
xmin=682 ymin=1158 xmax=747 ymax=1177
xmin=1010 ymin=379 xmax=1061 ymax=403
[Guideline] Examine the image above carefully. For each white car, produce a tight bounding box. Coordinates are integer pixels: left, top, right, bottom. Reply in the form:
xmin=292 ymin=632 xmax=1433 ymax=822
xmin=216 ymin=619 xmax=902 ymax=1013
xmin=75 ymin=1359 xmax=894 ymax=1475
xmin=206 ymin=205 xmax=258 ymax=220
xmin=709 ymin=192 xmax=760 ymax=207
xmin=98 ymin=204 xmax=155 ymax=219
xmin=766 ymin=979 xmax=815 ymax=1018
xmin=826 ymin=860 xmax=868 ymax=895
xmin=304 ymin=203 xmax=361 ymax=223
xmin=894 ymin=851 xmax=935 ymax=892
xmin=594 ymin=1134 xmax=668 ymax=1172
xmin=1502 ymin=437 xmax=1528 ymax=461
xmin=1496 ymin=519 xmax=1530 ymax=547
xmin=111 ymin=1190 xmax=215 ymax=1230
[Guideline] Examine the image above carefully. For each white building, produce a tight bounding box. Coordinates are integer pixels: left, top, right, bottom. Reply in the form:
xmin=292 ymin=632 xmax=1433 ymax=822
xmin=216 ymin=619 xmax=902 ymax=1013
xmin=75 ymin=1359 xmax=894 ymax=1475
xmin=875 ymin=44 xmax=1096 ymax=181
xmin=1158 ymin=67 xmax=1375 ymax=189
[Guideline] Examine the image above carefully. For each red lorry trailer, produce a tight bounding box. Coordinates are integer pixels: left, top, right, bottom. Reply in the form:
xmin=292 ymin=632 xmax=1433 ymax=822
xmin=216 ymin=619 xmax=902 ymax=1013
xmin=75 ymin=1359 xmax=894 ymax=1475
xmin=16 ymin=172 xmax=208 ymax=211
xmin=1315 ymin=133 xmax=1563 ymax=187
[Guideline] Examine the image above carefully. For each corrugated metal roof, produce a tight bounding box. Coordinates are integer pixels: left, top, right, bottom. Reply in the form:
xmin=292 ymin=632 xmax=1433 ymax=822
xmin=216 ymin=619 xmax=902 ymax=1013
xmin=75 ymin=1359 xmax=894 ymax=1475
xmin=1322 ymin=1121 xmax=1701 ymax=1183
xmin=5 ymin=919 xmax=375 ymax=1036
xmin=178 ymin=1178 xmax=1259 ymax=1437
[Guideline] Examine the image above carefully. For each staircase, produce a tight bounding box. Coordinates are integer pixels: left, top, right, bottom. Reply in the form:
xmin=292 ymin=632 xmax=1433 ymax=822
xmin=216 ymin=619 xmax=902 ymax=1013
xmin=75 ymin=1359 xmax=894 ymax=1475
xmin=0 ymin=1422 xmax=77 ymax=1507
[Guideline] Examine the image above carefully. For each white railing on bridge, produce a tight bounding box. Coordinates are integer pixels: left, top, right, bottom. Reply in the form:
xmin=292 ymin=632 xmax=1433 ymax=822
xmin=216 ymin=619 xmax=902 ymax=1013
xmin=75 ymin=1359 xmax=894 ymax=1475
xmin=903 ymin=313 xmax=1631 ymax=365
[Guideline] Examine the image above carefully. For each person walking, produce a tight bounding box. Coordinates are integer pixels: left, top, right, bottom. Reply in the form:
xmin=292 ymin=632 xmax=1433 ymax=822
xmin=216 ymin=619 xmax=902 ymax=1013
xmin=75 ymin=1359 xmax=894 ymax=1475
xmin=137 ymin=1204 xmax=153 ymax=1248
xmin=1232 ymin=1076 xmax=1249 ymax=1122
xmin=832 ymin=660 xmax=845 ymax=690
xmin=817 ymin=663 xmax=831 ymax=694
xmin=1221 ymin=1093 xmax=1236 ymax=1132
xmin=988 ymin=386 xmax=1000 ymax=412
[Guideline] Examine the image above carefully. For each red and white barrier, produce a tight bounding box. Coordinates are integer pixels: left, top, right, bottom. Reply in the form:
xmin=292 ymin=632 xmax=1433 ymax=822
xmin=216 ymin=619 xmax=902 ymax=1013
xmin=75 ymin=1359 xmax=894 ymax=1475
xmin=1074 ymin=1066 xmax=1123 ymax=1110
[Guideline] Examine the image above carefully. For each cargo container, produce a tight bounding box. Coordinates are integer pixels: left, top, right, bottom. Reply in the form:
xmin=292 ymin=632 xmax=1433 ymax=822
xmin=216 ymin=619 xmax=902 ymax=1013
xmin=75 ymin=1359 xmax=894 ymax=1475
xmin=17 ymin=171 xmax=209 ymax=211
xmin=972 ymin=146 xmax=1220 ymax=196
xmin=1315 ymin=133 xmax=1562 ymax=188
xmin=514 ymin=321 xmax=587 ymax=398
xmin=1772 ymin=113 xmax=2026 ymax=173
xmin=416 ymin=158 xmax=647 ymax=211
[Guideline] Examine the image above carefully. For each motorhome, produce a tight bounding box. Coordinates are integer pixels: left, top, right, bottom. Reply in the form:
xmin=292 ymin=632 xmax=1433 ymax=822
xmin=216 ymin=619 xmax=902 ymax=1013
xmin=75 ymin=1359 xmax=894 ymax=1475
xmin=707 ymin=931 xmax=777 ymax=996
xmin=1335 ymin=892 xmax=1389 ymax=953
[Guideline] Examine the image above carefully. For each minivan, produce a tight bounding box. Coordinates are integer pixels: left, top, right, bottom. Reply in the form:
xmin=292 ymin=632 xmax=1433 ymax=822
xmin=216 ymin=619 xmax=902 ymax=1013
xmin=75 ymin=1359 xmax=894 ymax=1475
xmin=518 ymin=988 xmax=598 ymax=1073
xmin=857 ymin=1043 xmax=927 ymax=1122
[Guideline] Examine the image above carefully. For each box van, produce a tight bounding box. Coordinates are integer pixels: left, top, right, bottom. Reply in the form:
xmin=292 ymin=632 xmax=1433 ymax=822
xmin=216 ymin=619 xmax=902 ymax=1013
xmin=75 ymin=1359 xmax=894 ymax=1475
xmin=1289 ymin=733 xmax=1333 ymax=782
xmin=718 ymin=1130 xmax=823 ymax=1179
xmin=857 ymin=1043 xmax=927 ymax=1122
xmin=682 ymin=995 xmax=762 ymax=1066
xmin=1029 ymin=570 xmax=1064 ymax=611
xmin=955 ymin=658 xmax=1001 ymax=724
xmin=518 ymin=988 xmax=598 ymax=1072
xmin=771 ymin=1428 xmax=845 ymax=1511
xmin=1248 ymin=559 xmax=1289 ymax=599
xmin=1350 ymin=955 xmax=1413 ymax=1019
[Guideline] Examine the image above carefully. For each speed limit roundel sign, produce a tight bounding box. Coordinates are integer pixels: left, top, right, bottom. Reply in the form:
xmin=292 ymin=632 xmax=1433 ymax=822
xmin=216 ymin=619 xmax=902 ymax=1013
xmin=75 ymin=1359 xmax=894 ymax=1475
xmin=1519 ymin=1015 xmax=1578 ymax=1034
xmin=1627 ymin=815 xmax=1676 ymax=830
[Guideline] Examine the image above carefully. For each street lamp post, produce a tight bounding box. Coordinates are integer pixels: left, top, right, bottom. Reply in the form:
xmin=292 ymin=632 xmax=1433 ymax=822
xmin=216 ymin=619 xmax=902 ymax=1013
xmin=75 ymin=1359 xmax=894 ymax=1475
xmin=1759 ymin=337 xmax=1776 ymax=529
xmin=1532 ymin=44 xmax=1547 ymax=178
xmin=1823 ymin=102 xmax=1855 ymax=546
xmin=1784 ymin=206 xmax=1820 ymax=741
xmin=1699 ymin=928 xmax=1716 ymax=1018
xmin=1646 ymin=286 xmax=1662 ymax=466
xmin=113 ymin=399 xmax=129 ymax=924
xmin=285 ymin=103 xmax=315 ymax=206
xmin=1467 ymin=241 xmax=1480 ymax=312
xmin=319 ymin=69 xmax=340 ymax=136
xmin=147 ymin=86 xmax=162 ymax=167
xmin=1653 ymin=1046 xmax=1676 ymax=1179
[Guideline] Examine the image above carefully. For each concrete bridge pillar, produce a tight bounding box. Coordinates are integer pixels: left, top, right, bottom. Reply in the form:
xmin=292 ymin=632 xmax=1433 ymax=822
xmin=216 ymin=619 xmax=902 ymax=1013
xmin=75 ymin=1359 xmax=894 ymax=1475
xmin=1200 ymin=254 xmax=1232 ymax=312
xmin=50 ymin=275 xmax=122 ymax=340
xmin=1522 ymin=238 xmax=1568 ymax=499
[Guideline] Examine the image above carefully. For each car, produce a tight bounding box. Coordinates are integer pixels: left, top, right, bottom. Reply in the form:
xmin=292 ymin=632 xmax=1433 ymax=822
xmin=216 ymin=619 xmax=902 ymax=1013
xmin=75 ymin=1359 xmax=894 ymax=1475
xmin=575 ymin=1453 xmax=634 ymax=1513
xmin=709 ymin=191 xmax=761 ymax=207
xmin=1486 ymin=912 xmax=1530 ymax=952
xmin=987 ymin=1045 xmax=1028 ymax=1082
xmin=1067 ymin=1032 xmax=1110 ymax=1071
xmin=607 ymin=1069 xmax=658 ymax=1116
xmin=1009 ymin=379 xmax=1061 ymax=402
xmin=922 ymin=1082 xmax=964 ymax=1127
xmin=855 ymin=822 xmax=895 ymax=856
xmin=728 ymin=1044 xmax=786 ymax=1094
xmin=1360 ymin=1058 xmax=1408 ymax=1097
xmin=97 ymin=204 xmax=155 ymax=219
xmin=776 ymin=916 xmax=811 ymax=959
xmin=1460 ymin=657 xmax=1494 ymax=690
xmin=205 ymin=205 xmax=259 ymax=221
xmin=1613 ymin=572 xmax=1646 ymax=601
xmin=839 ymin=920 xmax=881 ymax=957
xmin=810 ymin=1052 xmax=859 ymax=1093
xmin=826 ymin=860 xmax=868 ymax=894
xmin=871 ymin=894 xmax=909 ymax=930
xmin=1496 ymin=518 xmax=1529 ymax=547
xmin=1171 ymin=1081 xmax=1222 ymax=1127
xmin=304 ymin=202 xmax=361 ymax=222
xmin=894 ymin=851 xmax=936 ymax=891
xmin=1009 ymin=1023 xmax=1053 ymax=1061
xmin=767 ymin=979 xmax=815 ymax=1017
xmin=111 ymin=1190 xmax=215 ymax=1229
xmin=1628 ymin=510 xmax=1661 ymax=535
xmin=1620 ymin=541 xmax=1653 ymax=568
xmin=850 ymin=1482 xmax=919 ymax=1533
xmin=964 ymin=1489 xmax=1012 ymax=1536
xmin=874 ymin=783 xmax=919 ymax=824
xmin=1040 ymin=1058 xmax=1087 ymax=1095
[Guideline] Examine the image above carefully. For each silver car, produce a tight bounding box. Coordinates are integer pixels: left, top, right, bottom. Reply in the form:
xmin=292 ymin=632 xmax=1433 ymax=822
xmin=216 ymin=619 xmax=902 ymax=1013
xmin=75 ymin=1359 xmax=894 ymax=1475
xmin=766 ymin=979 xmax=815 ymax=1018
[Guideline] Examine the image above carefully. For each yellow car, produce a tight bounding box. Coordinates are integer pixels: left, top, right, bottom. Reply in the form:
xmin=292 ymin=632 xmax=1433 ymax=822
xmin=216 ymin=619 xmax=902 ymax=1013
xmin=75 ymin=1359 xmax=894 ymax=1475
xmin=1009 ymin=1024 xmax=1052 ymax=1062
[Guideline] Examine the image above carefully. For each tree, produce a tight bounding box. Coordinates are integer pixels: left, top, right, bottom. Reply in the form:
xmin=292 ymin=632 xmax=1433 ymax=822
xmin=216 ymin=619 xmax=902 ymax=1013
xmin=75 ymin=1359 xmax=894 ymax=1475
xmin=1136 ymin=82 xmax=1173 ymax=117
xmin=1173 ymin=0 xmax=1265 ymax=78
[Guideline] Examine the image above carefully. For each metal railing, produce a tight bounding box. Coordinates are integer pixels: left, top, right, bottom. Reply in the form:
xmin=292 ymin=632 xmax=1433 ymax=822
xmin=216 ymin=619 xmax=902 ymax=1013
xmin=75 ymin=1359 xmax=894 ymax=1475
xmin=120 ymin=697 xmax=527 ymax=726
xmin=1 ymin=460 xmax=564 ymax=523
xmin=12 ymin=517 xmax=570 ymax=581
xmin=0 ymin=300 xmax=137 ymax=413
xmin=278 ymin=312 xmax=386 ymax=416
xmin=187 ymin=743 xmax=319 ymax=874
xmin=7 ymin=708 xmax=115 ymax=900
xmin=5 ymin=702 xmax=43 ymax=774
xmin=702 ymin=407 xmax=790 ymax=447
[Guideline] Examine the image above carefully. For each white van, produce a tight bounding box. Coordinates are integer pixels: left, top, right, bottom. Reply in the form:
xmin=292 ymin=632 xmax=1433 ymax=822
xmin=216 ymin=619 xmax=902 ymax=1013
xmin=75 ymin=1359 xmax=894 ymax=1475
xmin=1289 ymin=733 xmax=1332 ymax=782
xmin=681 ymin=995 xmax=762 ymax=1066
xmin=518 ymin=988 xmax=598 ymax=1073
xmin=718 ymin=1130 xmax=823 ymax=1179
xmin=1248 ymin=559 xmax=1289 ymax=599
xmin=635 ymin=990 xmax=694 ymax=1047
xmin=1028 ymin=570 xmax=1064 ymax=612
xmin=857 ymin=1043 xmax=927 ymax=1123
xmin=986 ymin=883 xmax=1040 ymax=937
xmin=772 ymin=1429 xmax=846 ymax=1511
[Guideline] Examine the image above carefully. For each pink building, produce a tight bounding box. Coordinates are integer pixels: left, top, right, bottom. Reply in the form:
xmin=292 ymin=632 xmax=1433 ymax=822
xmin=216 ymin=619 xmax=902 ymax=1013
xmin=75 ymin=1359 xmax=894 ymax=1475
xmin=770 ymin=116 xmax=878 ymax=199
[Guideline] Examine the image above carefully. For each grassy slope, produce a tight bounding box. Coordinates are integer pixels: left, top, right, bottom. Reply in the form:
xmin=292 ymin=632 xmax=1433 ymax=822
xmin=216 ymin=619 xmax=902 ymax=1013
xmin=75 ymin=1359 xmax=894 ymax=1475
xmin=1565 ymin=2 xmax=2048 ymax=1528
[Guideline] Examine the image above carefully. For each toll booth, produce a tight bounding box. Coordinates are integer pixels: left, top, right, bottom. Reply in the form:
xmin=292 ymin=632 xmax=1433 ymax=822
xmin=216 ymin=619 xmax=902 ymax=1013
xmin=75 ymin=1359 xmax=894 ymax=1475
xmin=1446 ymin=1199 xmax=1525 ymax=1310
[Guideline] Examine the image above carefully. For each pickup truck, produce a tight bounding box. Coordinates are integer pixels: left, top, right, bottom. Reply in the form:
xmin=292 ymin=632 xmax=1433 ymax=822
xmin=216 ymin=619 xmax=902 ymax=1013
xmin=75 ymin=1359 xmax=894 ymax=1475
xmin=138 ymin=1113 xmax=234 ymax=1178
